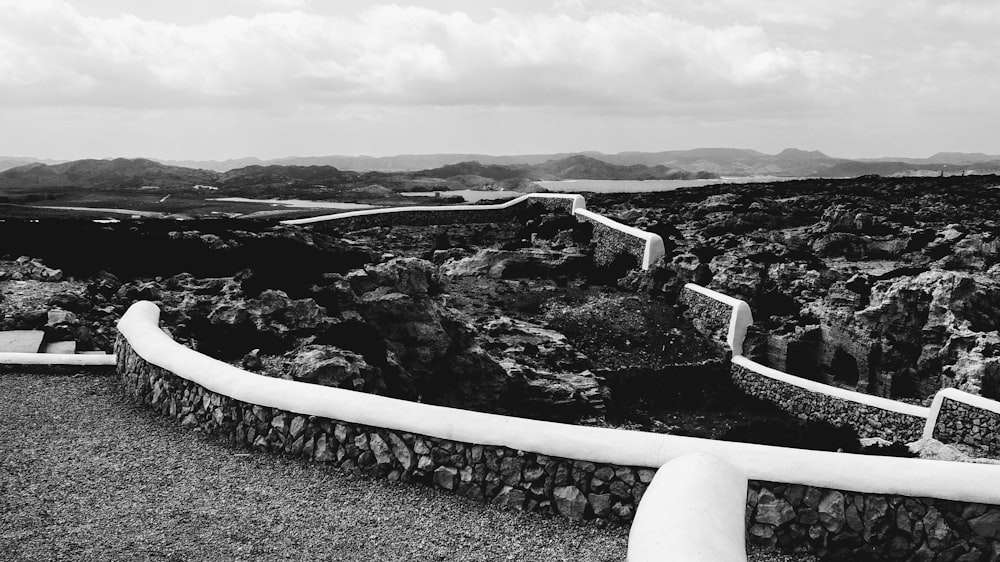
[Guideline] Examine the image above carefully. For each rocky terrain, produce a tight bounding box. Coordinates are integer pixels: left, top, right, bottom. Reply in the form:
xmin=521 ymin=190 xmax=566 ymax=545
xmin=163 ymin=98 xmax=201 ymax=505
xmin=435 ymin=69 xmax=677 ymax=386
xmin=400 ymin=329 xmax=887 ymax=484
xmin=0 ymin=199 xmax=782 ymax=442
xmin=587 ymin=174 xmax=1000 ymax=405
xmin=6 ymin=174 xmax=1000 ymax=455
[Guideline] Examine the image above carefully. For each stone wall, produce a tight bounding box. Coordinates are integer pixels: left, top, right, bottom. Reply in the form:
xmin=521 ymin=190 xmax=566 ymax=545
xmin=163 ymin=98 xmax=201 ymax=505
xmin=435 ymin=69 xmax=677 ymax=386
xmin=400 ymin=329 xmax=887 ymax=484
xmin=116 ymin=307 xmax=1000 ymax=560
xmin=117 ymin=333 xmax=1000 ymax=559
xmin=575 ymin=214 xmax=648 ymax=268
xmin=115 ymin=335 xmax=652 ymax=524
xmin=295 ymin=198 xmax=575 ymax=232
xmin=933 ymin=395 xmax=1000 ymax=459
xmin=681 ymin=284 xmax=928 ymax=442
xmin=747 ymin=480 xmax=1000 ymax=560
xmin=678 ymin=286 xmax=736 ymax=353
xmin=287 ymin=195 xmax=666 ymax=272
xmin=731 ymin=362 xmax=925 ymax=442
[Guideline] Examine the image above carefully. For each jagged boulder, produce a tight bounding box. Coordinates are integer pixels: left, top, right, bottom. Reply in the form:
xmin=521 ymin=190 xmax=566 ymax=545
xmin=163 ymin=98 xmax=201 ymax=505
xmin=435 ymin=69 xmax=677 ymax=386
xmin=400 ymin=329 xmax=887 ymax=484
xmin=502 ymin=366 xmax=609 ymax=422
xmin=439 ymin=248 xmax=587 ymax=279
xmin=358 ymin=288 xmax=451 ymax=380
xmin=169 ymin=288 xmax=336 ymax=356
xmin=364 ymin=257 xmax=439 ymax=296
xmin=286 ymin=344 xmax=385 ymax=394
xmin=85 ymin=271 xmax=122 ymax=302
xmin=852 ymin=270 xmax=1000 ymax=397
xmin=480 ymin=316 xmax=590 ymax=373
xmin=815 ymin=204 xmax=884 ymax=235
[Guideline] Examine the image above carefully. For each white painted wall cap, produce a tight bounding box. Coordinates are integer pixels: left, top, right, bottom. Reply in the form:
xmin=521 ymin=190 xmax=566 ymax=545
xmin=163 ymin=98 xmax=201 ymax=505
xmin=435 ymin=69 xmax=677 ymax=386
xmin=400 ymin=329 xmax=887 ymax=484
xmin=116 ymin=301 xmax=1000 ymax=505
xmin=732 ymin=356 xmax=929 ymax=418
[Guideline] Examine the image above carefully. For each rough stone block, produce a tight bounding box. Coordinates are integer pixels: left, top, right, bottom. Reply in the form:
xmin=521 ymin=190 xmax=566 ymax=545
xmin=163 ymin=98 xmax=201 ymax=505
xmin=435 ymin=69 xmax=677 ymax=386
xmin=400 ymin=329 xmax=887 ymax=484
xmin=369 ymin=433 xmax=393 ymax=465
xmin=756 ymin=489 xmax=795 ymax=527
xmin=492 ymin=486 xmax=526 ymax=510
xmin=434 ymin=466 xmax=458 ymax=490
xmin=819 ymin=491 xmax=846 ymax=532
xmin=388 ymin=432 xmax=414 ymax=470
xmin=553 ymin=485 xmax=587 ymax=520
xmin=969 ymin=510 xmax=1000 ymax=540
xmin=588 ymin=493 xmax=612 ymax=518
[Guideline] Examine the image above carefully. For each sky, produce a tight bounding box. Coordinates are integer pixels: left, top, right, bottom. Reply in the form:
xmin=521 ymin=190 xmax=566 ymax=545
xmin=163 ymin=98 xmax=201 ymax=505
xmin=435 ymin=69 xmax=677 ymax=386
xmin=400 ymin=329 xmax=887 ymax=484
xmin=1 ymin=0 xmax=998 ymax=161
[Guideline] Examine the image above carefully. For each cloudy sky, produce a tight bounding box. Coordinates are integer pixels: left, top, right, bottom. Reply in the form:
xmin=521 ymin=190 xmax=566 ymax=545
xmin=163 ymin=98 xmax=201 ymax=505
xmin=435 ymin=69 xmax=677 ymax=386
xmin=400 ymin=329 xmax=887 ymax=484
xmin=1 ymin=0 xmax=998 ymax=160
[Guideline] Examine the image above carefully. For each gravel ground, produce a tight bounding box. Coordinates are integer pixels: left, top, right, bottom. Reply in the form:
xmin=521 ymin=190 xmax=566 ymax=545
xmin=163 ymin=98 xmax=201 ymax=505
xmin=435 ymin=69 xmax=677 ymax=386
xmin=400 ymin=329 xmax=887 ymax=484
xmin=0 ymin=372 xmax=814 ymax=562
xmin=0 ymin=372 xmax=627 ymax=562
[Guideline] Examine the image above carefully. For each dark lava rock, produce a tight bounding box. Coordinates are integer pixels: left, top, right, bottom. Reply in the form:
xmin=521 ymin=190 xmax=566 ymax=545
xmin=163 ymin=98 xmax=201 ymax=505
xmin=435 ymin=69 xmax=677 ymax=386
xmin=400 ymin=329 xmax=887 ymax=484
xmin=286 ymin=344 xmax=386 ymax=394
xmin=46 ymin=291 xmax=92 ymax=313
xmin=439 ymin=248 xmax=588 ymax=279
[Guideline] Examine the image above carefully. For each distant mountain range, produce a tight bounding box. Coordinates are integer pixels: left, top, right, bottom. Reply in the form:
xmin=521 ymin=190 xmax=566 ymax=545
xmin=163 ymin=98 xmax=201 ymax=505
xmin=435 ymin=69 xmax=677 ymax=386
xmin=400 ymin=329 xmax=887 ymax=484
xmin=2 ymin=149 xmax=999 ymax=184
xmin=147 ymin=148 xmax=1000 ymax=177
xmin=0 ymin=158 xmax=217 ymax=189
xmin=0 ymin=154 xmax=711 ymax=193
xmin=152 ymin=149 xmax=1000 ymax=177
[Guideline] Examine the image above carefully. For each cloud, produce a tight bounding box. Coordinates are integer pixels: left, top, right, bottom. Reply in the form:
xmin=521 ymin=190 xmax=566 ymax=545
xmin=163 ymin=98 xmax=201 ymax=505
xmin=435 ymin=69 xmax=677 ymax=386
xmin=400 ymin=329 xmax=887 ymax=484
xmin=0 ymin=0 xmax=856 ymax=117
xmin=253 ymin=0 xmax=310 ymax=8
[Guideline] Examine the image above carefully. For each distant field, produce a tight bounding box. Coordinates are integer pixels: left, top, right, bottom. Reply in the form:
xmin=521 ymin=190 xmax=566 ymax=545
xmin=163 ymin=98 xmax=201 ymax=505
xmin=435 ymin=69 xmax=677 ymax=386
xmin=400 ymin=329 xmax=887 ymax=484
xmin=0 ymin=187 xmax=468 ymax=220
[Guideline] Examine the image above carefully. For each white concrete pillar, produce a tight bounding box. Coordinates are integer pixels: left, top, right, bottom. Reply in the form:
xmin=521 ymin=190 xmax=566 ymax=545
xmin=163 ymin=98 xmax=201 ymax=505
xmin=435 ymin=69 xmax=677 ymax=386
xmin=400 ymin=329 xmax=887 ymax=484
xmin=628 ymin=452 xmax=748 ymax=562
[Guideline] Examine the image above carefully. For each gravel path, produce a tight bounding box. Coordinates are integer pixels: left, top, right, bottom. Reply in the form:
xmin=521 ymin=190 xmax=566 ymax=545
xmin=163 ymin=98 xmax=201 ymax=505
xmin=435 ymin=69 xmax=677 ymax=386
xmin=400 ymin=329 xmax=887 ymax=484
xmin=0 ymin=372 xmax=627 ymax=561
xmin=1 ymin=371 xmax=813 ymax=562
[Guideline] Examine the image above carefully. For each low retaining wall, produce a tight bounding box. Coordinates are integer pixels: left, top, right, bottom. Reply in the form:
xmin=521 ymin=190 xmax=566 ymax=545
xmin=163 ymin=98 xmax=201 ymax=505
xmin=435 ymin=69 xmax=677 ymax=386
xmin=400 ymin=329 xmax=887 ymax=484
xmin=747 ymin=480 xmax=1000 ymax=560
xmin=678 ymin=283 xmax=753 ymax=356
xmin=573 ymin=209 xmax=665 ymax=270
xmin=681 ymin=284 xmax=930 ymax=442
xmin=116 ymin=301 xmax=1000 ymax=559
xmin=682 ymin=281 xmax=1000 ymax=457
xmin=117 ymin=338 xmax=651 ymax=522
xmin=928 ymin=388 xmax=1000 ymax=458
xmin=282 ymin=193 xmax=666 ymax=271
xmin=732 ymin=356 xmax=928 ymax=442
xmin=282 ymin=193 xmax=584 ymax=229
xmin=0 ymin=352 xmax=116 ymax=366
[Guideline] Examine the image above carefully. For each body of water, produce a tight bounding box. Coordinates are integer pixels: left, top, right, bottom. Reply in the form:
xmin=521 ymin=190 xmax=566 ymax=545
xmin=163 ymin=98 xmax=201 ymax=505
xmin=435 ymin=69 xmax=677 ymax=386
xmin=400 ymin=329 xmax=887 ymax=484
xmin=221 ymin=178 xmax=798 ymax=209
xmin=209 ymin=197 xmax=375 ymax=209
xmin=400 ymin=190 xmax=527 ymax=202
xmin=536 ymin=176 xmax=794 ymax=193
xmin=400 ymin=177 xmax=795 ymax=202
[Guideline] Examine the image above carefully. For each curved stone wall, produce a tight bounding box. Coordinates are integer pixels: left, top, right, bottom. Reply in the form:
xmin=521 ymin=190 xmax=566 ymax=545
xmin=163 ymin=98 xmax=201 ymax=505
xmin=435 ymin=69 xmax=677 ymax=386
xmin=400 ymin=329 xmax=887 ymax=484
xmin=116 ymin=300 xmax=1000 ymax=558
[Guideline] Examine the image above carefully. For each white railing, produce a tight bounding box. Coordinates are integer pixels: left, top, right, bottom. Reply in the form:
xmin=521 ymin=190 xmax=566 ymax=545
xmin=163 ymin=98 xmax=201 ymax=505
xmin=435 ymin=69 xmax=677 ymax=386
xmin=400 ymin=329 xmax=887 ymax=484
xmin=281 ymin=193 xmax=586 ymax=225
xmin=732 ymin=355 xmax=930 ymax=418
xmin=924 ymin=387 xmax=1000 ymax=438
xmin=280 ymin=193 xmax=667 ymax=270
xmin=574 ymin=208 xmax=665 ymax=269
xmin=683 ymin=283 xmax=754 ymax=356
xmin=0 ymin=352 xmax=116 ymax=366
xmin=116 ymin=300 xmax=1000 ymax=504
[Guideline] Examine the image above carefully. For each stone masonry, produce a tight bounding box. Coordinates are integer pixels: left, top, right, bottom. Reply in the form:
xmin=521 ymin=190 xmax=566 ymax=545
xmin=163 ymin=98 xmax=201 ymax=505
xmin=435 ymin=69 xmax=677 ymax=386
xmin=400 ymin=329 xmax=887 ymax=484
xmin=732 ymin=362 xmax=925 ymax=442
xmin=747 ymin=480 xmax=1000 ymax=560
xmin=302 ymin=198 xmax=576 ymax=232
xmin=575 ymin=215 xmax=648 ymax=268
xmin=117 ymin=333 xmax=1000 ymax=558
xmin=934 ymin=397 xmax=1000 ymax=460
xmin=115 ymin=335 xmax=650 ymax=524
xmin=678 ymin=287 xmax=735 ymax=354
